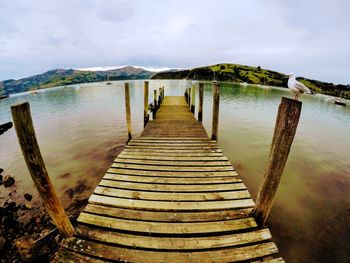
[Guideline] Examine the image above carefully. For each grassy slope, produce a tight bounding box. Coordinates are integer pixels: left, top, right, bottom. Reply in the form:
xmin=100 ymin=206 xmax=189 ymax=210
xmin=152 ymin=63 xmax=350 ymax=99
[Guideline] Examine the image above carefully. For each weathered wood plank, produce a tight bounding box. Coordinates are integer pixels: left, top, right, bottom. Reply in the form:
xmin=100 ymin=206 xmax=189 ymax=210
xmin=83 ymin=203 xmax=253 ymax=222
xmin=111 ymin=163 xmax=233 ymax=172
xmin=103 ymin=173 xmax=241 ymax=184
xmin=107 ymin=167 xmax=238 ymax=177
xmin=62 ymin=238 xmax=279 ymax=263
xmin=88 ymin=195 xmax=254 ymax=211
xmin=78 ymin=212 xmax=257 ymax=234
xmin=117 ymin=154 xmax=228 ymax=161
xmin=99 ymin=179 xmax=245 ymax=192
xmin=114 ymin=158 xmax=231 ymax=167
xmin=76 ymin=225 xmax=272 ymax=250
xmin=94 ymin=186 xmax=250 ymax=201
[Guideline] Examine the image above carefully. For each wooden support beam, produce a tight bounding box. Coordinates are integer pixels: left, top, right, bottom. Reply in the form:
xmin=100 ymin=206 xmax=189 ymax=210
xmin=253 ymin=97 xmax=302 ymax=226
xmin=188 ymin=87 xmax=191 ymax=107
xmin=191 ymin=85 xmax=196 ymax=114
xmin=144 ymin=81 xmax=149 ymax=127
xmin=198 ymin=83 xmax=204 ymax=122
xmin=11 ymin=102 xmax=74 ymax=237
xmin=124 ymin=83 xmax=132 ymax=142
xmin=211 ymin=82 xmax=220 ymax=141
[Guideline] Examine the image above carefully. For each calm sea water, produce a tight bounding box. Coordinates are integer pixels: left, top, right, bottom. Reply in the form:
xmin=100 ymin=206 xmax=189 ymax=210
xmin=0 ymin=80 xmax=349 ymax=262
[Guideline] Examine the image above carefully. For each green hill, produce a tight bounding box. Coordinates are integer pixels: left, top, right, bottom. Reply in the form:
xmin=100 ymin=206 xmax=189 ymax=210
xmin=152 ymin=63 xmax=350 ymax=99
xmin=0 ymin=66 xmax=155 ymax=95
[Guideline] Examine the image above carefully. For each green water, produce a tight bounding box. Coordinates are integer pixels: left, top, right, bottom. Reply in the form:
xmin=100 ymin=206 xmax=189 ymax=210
xmin=0 ymin=80 xmax=349 ymax=262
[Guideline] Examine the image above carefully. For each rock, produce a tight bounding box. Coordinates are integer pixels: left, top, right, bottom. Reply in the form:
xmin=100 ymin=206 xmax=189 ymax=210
xmin=0 ymin=236 xmax=6 ymax=251
xmin=0 ymin=168 xmax=3 ymax=174
xmin=2 ymin=215 xmax=18 ymax=228
xmin=24 ymin=193 xmax=33 ymax=201
xmin=15 ymin=238 xmax=35 ymax=261
xmin=23 ymin=203 xmax=32 ymax=210
xmin=3 ymin=175 xmax=15 ymax=187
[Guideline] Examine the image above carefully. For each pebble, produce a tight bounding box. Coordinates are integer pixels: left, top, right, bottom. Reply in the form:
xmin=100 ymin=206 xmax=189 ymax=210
xmin=24 ymin=193 xmax=33 ymax=201
xmin=3 ymin=175 xmax=15 ymax=188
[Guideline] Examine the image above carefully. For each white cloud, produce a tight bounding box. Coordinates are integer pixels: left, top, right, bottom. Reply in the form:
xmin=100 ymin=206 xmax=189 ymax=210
xmin=0 ymin=0 xmax=349 ymax=83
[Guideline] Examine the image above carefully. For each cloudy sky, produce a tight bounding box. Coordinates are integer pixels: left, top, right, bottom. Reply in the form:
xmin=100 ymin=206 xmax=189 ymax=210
xmin=0 ymin=0 xmax=349 ymax=83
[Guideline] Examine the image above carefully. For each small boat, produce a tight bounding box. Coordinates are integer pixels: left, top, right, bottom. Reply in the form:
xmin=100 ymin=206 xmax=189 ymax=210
xmin=335 ymin=98 xmax=346 ymax=106
xmin=0 ymin=94 xmax=9 ymax=100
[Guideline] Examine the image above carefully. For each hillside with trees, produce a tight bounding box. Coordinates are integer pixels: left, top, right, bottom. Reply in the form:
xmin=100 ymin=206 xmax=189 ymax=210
xmin=152 ymin=64 xmax=350 ymax=99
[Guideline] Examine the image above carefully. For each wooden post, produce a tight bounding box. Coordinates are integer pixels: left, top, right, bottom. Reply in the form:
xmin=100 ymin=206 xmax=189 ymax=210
xmin=124 ymin=83 xmax=132 ymax=142
xmin=11 ymin=102 xmax=74 ymax=237
xmin=253 ymin=97 xmax=302 ymax=226
xmin=211 ymin=82 xmax=220 ymax=141
xmin=158 ymin=87 xmax=162 ymax=105
xmin=144 ymin=81 xmax=149 ymax=127
xmin=198 ymin=83 xmax=204 ymax=122
xmin=188 ymin=87 xmax=191 ymax=107
xmin=153 ymin=89 xmax=157 ymax=119
xmin=162 ymin=87 xmax=165 ymax=100
xmin=191 ymin=85 xmax=196 ymax=114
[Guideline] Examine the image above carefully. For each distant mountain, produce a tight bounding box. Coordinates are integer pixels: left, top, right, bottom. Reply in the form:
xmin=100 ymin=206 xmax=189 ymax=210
xmin=0 ymin=66 xmax=156 ymax=95
xmin=152 ymin=63 xmax=350 ymax=99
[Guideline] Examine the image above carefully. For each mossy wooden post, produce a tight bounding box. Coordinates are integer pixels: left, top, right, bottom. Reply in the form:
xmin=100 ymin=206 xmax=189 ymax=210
xmin=11 ymin=102 xmax=74 ymax=237
xmin=198 ymin=83 xmax=204 ymax=122
xmin=191 ymin=85 xmax=196 ymax=114
xmin=124 ymin=82 xmax=132 ymax=142
xmin=211 ymin=82 xmax=220 ymax=141
xmin=253 ymin=97 xmax=302 ymax=226
xmin=144 ymin=81 xmax=149 ymax=127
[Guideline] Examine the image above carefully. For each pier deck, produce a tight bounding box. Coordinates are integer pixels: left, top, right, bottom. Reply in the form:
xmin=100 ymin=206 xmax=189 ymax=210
xmin=55 ymin=96 xmax=283 ymax=262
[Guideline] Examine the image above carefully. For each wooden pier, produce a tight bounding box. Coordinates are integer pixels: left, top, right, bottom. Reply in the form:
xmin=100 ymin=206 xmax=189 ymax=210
xmin=54 ymin=95 xmax=284 ymax=262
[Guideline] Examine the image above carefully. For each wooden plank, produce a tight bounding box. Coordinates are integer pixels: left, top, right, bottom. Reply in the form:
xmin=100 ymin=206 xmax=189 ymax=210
xmin=94 ymin=186 xmax=250 ymax=201
xmin=133 ymin=137 xmax=212 ymax=140
xmin=123 ymin=148 xmax=223 ymax=153
xmin=107 ymin=167 xmax=238 ymax=177
xmin=77 ymin=212 xmax=257 ymax=234
xmin=117 ymin=154 xmax=228 ymax=161
xmin=88 ymin=195 xmax=255 ymax=211
xmin=76 ymin=225 xmax=272 ymax=250
xmin=111 ymin=163 xmax=233 ymax=172
xmin=83 ymin=203 xmax=253 ymax=222
xmin=99 ymin=179 xmax=245 ymax=192
xmin=62 ymin=238 xmax=278 ymax=263
xmin=114 ymin=158 xmax=231 ymax=167
xmin=103 ymin=173 xmax=241 ymax=184
xmin=119 ymin=151 xmax=224 ymax=157
xmin=129 ymin=139 xmax=215 ymax=143
xmin=125 ymin=145 xmax=221 ymax=150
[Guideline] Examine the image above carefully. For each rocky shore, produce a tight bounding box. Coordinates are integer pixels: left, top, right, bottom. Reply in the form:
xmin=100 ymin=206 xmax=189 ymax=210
xmin=0 ymin=168 xmax=87 ymax=262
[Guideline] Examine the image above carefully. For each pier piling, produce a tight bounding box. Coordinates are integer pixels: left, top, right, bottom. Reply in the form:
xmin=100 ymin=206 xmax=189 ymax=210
xmin=253 ymin=97 xmax=302 ymax=226
xmin=198 ymin=83 xmax=204 ymax=122
xmin=124 ymin=83 xmax=132 ymax=142
xmin=211 ymin=82 xmax=220 ymax=141
xmin=144 ymin=81 xmax=149 ymax=127
xmin=11 ymin=102 xmax=74 ymax=237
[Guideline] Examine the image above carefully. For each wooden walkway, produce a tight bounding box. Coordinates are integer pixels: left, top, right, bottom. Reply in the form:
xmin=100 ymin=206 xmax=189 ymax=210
xmin=55 ymin=96 xmax=283 ymax=262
